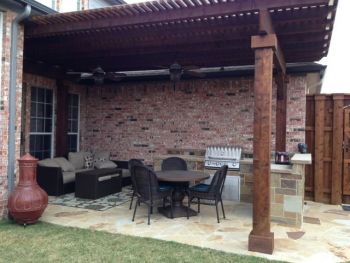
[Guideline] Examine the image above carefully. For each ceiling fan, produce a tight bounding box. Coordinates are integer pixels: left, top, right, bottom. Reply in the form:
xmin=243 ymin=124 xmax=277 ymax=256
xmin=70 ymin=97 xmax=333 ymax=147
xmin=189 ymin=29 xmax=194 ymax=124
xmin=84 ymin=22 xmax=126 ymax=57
xmin=168 ymin=62 xmax=205 ymax=83
xmin=67 ymin=66 xmax=127 ymax=85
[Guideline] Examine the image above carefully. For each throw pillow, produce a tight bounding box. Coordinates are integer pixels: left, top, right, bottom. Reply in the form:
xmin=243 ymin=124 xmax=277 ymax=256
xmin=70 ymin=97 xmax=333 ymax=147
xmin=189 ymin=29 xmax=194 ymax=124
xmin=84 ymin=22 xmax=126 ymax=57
xmin=84 ymin=154 xmax=94 ymax=169
xmin=53 ymin=157 xmax=75 ymax=172
xmin=68 ymin=152 xmax=86 ymax=170
xmin=94 ymin=151 xmax=110 ymax=161
xmin=94 ymin=156 xmax=106 ymax=164
xmin=95 ymin=160 xmax=117 ymax=169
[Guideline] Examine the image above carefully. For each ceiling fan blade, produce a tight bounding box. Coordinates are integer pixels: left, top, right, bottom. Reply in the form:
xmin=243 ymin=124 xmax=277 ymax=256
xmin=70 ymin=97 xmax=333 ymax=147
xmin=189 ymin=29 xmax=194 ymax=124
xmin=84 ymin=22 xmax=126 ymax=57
xmin=184 ymin=70 xmax=205 ymax=78
xmin=80 ymin=73 xmax=94 ymax=78
xmin=67 ymin=71 xmax=84 ymax=75
xmin=106 ymin=72 xmax=127 ymax=81
xmin=183 ymin=65 xmax=200 ymax=70
xmin=109 ymin=72 xmax=127 ymax=77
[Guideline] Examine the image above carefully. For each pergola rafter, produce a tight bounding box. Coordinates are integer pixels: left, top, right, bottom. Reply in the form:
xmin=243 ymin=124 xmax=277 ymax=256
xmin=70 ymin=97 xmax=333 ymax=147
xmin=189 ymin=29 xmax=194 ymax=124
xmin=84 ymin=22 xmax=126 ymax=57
xmin=24 ymin=0 xmax=335 ymax=72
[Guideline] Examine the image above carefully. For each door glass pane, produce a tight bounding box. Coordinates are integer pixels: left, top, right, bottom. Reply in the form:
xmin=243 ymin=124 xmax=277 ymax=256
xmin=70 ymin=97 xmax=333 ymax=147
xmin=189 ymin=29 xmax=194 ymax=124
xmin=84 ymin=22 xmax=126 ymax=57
xmin=29 ymin=87 xmax=53 ymax=159
xmin=67 ymin=93 xmax=79 ymax=152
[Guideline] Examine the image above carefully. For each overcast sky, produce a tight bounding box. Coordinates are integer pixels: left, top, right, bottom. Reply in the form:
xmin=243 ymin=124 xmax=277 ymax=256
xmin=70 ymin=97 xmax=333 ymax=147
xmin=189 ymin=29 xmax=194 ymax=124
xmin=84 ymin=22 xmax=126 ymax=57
xmin=318 ymin=0 xmax=350 ymax=93
xmin=125 ymin=0 xmax=349 ymax=94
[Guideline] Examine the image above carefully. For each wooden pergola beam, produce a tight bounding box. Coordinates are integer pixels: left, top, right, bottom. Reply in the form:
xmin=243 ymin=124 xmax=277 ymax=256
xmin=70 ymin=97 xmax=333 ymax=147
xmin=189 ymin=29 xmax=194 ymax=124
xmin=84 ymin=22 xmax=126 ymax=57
xmin=257 ymin=9 xmax=287 ymax=152
xmin=258 ymin=9 xmax=286 ymax=74
xmin=26 ymin=0 xmax=330 ymax=37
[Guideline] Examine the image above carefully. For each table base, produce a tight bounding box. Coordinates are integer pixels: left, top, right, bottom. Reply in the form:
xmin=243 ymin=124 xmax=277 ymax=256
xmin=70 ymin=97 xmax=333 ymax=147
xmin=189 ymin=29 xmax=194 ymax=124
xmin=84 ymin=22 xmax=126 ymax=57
xmin=158 ymin=205 xmax=197 ymax=218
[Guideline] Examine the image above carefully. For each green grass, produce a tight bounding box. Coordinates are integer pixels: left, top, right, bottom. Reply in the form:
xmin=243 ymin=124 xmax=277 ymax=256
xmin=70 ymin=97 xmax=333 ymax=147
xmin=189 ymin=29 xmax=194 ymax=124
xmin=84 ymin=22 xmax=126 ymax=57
xmin=0 ymin=220 xmax=284 ymax=263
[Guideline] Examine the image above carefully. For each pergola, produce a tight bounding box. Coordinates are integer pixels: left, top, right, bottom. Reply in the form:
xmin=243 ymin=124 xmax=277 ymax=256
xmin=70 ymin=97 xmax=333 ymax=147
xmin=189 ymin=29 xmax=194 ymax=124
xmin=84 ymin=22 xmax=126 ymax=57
xmin=24 ymin=0 xmax=337 ymax=254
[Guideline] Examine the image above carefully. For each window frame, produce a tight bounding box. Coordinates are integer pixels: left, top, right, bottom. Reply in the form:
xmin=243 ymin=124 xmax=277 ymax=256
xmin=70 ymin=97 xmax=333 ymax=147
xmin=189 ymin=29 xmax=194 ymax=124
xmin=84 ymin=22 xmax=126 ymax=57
xmin=29 ymin=87 xmax=55 ymax=159
xmin=67 ymin=93 xmax=80 ymax=152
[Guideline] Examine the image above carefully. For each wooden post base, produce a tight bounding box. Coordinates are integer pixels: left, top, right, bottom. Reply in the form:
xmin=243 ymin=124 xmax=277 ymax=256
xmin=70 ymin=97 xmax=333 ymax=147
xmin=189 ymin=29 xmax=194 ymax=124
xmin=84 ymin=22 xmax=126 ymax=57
xmin=248 ymin=231 xmax=274 ymax=254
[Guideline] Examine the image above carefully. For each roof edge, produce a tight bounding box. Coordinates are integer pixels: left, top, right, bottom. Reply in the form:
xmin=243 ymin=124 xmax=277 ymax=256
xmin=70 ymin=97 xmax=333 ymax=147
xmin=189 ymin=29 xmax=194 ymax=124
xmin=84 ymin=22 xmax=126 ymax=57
xmin=0 ymin=0 xmax=57 ymax=15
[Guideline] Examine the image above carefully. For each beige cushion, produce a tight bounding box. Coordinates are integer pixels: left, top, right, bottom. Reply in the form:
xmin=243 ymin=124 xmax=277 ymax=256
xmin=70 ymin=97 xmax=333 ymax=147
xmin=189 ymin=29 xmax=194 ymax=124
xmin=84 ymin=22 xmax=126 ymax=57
xmin=121 ymin=169 xmax=130 ymax=178
xmin=98 ymin=175 xmax=112 ymax=182
xmin=75 ymin=168 xmax=94 ymax=174
xmin=95 ymin=160 xmax=117 ymax=169
xmin=53 ymin=157 xmax=75 ymax=172
xmin=38 ymin=158 xmax=60 ymax=168
xmin=62 ymin=171 xmax=75 ymax=184
xmin=98 ymin=173 xmax=120 ymax=182
xmin=68 ymin=152 xmax=88 ymax=170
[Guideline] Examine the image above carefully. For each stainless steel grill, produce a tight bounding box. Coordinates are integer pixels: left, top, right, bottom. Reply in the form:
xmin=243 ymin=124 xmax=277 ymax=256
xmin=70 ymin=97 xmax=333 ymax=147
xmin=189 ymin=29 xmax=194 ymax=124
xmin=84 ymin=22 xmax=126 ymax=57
xmin=204 ymin=146 xmax=242 ymax=170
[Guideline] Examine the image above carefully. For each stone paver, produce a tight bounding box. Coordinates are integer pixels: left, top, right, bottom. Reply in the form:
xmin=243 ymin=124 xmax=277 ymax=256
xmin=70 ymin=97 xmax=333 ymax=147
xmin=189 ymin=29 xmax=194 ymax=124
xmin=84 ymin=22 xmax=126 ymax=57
xmin=41 ymin=200 xmax=350 ymax=263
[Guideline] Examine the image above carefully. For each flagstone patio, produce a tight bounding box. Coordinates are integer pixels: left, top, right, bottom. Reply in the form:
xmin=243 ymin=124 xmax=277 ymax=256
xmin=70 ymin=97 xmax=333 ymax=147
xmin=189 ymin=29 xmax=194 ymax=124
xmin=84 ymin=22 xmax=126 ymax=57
xmin=40 ymin=198 xmax=350 ymax=263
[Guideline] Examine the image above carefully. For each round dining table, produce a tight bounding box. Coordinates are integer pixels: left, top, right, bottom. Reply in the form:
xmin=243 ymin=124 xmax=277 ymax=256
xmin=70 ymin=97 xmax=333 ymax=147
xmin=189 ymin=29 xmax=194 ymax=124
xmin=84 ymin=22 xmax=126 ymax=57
xmin=156 ymin=170 xmax=209 ymax=218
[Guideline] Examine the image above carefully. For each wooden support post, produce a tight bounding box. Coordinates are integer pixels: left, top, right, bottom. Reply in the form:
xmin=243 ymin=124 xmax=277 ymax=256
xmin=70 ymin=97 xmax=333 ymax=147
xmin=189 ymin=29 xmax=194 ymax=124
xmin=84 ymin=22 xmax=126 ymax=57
xmin=331 ymin=95 xmax=344 ymax=204
xmin=55 ymin=80 xmax=68 ymax=157
xmin=314 ymin=95 xmax=326 ymax=202
xmin=249 ymin=36 xmax=275 ymax=255
xmin=275 ymin=74 xmax=287 ymax=152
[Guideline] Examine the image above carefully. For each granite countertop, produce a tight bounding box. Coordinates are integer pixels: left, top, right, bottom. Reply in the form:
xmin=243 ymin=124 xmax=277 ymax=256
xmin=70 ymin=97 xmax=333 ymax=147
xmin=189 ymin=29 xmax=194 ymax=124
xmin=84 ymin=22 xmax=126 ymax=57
xmin=240 ymin=158 xmax=293 ymax=174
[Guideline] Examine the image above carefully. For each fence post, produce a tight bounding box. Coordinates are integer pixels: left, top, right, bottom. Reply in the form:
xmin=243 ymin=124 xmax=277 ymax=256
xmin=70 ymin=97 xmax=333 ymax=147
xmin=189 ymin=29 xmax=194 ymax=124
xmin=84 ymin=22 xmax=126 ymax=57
xmin=314 ymin=95 xmax=326 ymax=202
xmin=331 ymin=95 xmax=344 ymax=204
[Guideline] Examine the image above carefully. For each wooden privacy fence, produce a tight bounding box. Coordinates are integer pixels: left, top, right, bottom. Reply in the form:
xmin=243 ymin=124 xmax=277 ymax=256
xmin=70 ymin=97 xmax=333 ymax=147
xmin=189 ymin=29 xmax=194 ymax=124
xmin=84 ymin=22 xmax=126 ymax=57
xmin=305 ymin=94 xmax=350 ymax=204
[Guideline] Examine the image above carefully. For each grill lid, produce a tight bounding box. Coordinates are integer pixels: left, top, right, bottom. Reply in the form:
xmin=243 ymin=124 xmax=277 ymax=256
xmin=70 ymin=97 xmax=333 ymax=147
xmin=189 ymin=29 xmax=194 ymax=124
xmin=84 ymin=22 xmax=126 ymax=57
xmin=205 ymin=146 xmax=242 ymax=170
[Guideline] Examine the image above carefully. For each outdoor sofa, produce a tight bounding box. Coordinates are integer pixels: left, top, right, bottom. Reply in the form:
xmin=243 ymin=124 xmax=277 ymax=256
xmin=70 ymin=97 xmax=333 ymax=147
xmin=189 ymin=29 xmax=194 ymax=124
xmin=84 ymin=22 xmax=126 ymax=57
xmin=37 ymin=151 xmax=132 ymax=196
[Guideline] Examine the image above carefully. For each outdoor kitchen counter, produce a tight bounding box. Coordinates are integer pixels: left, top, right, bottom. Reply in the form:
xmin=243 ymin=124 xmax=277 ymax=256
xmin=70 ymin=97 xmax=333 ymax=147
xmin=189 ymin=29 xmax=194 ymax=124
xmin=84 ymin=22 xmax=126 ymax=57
xmin=237 ymin=153 xmax=312 ymax=227
xmin=153 ymin=153 xmax=311 ymax=227
xmin=240 ymin=153 xmax=312 ymax=174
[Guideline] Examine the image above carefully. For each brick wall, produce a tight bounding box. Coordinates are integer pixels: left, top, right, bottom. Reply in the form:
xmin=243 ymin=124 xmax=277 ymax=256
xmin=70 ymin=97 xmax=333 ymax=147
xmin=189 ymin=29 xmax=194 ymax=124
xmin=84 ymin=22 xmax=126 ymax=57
xmin=0 ymin=11 xmax=24 ymax=218
xmin=80 ymin=75 xmax=306 ymax=163
xmin=21 ymin=73 xmax=306 ymax=165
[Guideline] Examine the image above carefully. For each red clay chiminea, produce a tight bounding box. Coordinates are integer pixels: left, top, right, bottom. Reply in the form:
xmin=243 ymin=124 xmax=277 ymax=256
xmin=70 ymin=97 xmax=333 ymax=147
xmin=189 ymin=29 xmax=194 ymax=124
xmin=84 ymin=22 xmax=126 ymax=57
xmin=8 ymin=153 xmax=48 ymax=225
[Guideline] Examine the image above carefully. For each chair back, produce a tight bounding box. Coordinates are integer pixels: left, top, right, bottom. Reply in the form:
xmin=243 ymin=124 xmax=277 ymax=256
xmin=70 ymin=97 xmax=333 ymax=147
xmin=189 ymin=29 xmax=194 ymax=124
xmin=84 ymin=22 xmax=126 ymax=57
xmin=133 ymin=164 xmax=160 ymax=201
xmin=161 ymin=157 xmax=187 ymax=171
xmin=128 ymin=159 xmax=143 ymax=172
xmin=208 ymin=165 xmax=228 ymax=195
xmin=129 ymin=159 xmax=143 ymax=189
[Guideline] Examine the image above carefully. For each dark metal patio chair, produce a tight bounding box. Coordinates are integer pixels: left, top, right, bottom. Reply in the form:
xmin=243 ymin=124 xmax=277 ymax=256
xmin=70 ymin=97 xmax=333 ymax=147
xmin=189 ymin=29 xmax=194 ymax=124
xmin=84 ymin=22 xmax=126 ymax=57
xmin=186 ymin=165 xmax=228 ymax=223
xmin=128 ymin=159 xmax=144 ymax=210
xmin=161 ymin=157 xmax=187 ymax=171
xmin=131 ymin=164 xmax=174 ymax=225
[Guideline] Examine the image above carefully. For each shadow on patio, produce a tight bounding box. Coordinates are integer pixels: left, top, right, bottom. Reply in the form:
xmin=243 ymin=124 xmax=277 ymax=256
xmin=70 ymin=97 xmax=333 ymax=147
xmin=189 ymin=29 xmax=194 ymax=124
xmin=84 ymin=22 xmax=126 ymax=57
xmin=41 ymin=197 xmax=350 ymax=263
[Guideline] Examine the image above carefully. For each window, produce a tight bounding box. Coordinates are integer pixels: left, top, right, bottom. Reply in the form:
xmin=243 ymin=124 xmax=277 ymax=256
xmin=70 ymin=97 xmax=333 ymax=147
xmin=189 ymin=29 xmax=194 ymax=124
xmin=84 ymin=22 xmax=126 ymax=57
xmin=67 ymin=94 xmax=80 ymax=152
xmin=29 ymin=87 xmax=54 ymax=160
